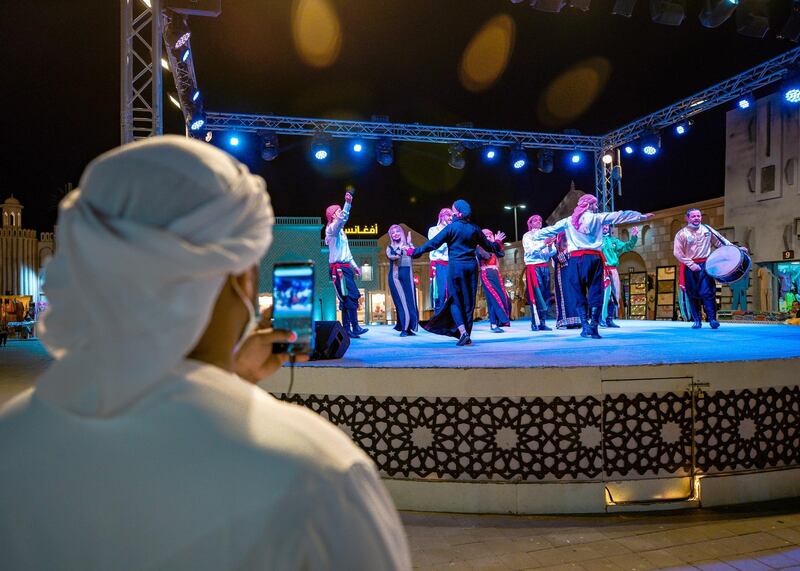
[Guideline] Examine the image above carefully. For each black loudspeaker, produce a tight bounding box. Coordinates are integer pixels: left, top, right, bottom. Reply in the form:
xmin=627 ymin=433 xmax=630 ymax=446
xmin=310 ymin=321 xmax=350 ymax=361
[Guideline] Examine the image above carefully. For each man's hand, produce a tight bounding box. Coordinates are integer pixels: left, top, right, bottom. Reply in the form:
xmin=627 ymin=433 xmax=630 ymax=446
xmin=642 ymin=213 xmax=654 ymax=220
xmin=687 ymin=262 xmax=701 ymax=272
xmin=234 ymin=307 xmax=308 ymax=384
xmin=544 ymin=236 xmax=557 ymax=246
xmin=495 ymin=231 xmax=506 ymax=242
xmin=407 ymin=231 xmax=413 ymax=246
xmin=406 ymin=247 xmax=415 ymax=256
xmin=353 ymin=265 xmax=361 ymax=277
xmin=631 ymin=226 xmax=640 ymax=237
xmin=345 ymin=192 xmax=353 ymax=203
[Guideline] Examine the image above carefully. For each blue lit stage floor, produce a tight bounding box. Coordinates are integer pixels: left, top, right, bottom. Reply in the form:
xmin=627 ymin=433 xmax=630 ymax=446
xmin=301 ymin=319 xmax=800 ymax=369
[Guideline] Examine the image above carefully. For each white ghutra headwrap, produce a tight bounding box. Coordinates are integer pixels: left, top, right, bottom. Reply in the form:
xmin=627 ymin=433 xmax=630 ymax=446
xmin=36 ymin=136 xmax=274 ymax=417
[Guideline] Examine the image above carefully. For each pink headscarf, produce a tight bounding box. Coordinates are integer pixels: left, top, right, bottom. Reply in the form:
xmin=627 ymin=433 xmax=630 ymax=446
xmin=438 ymin=208 xmax=452 ymax=225
xmin=571 ymin=194 xmax=598 ymax=229
xmin=482 ymin=229 xmax=493 ymax=240
xmin=527 ymin=215 xmax=542 ymax=231
xmin=325 ymin=204 xmax=340 ymax=225
xmin=388 ymin=224 xmax=404 ymax=244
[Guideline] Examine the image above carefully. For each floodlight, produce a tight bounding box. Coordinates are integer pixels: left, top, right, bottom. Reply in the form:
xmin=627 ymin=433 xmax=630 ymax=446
xmin=448 ymin=143 xmax=466 ymax=170
xmin=164 ymin=13 xmax=191 ymax=50
xmin=640 ymin=131 xmax=661 ymax=156
xmin=736 ymin=0 xmax=770 ymax=37
xmin=376 ymin=138 xmax=394 ymax=167
xmin=261 ymin=132 xmax=279 ymax=161
xmin=311 ymin=135 xmax=329 ymax=160
xmin=537 ymin=150 xmax=554 ymax=173
xmin=510 ymin=145 xmax=527 ymax=169
xmin=698 ymin=0 xmax=737 ymax=28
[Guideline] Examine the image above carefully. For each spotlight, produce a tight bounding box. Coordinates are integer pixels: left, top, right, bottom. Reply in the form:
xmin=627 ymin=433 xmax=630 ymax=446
xmin=164 ymin=14 xmax=191 ymax=50
xmin=537 ymin=150 xmax=554 ymax=173
xmin=188 ymin=111 xmax=205 ymax=131
xmin=182 ymin=49 xmax=190 ymax=63
xmin=612 ymin=0 xmax=637 ymax=17
xmin=484 ymin=146 xmax=499 ymax=161
xmin=260 ymin=132 xmax=279 ymax=161
xmin=640 ymin=130 xmax=661 ymax=156
xmin=623 ymin=144 xmax=635 ymax=155
xmin=161 ymin=57 xmax=170 ymax=70
xmin=168 ymin=93 xmax=181 ymax=109
xmin=229 ymin=135 xmax=240 ymax=147
xmin=778 ymin=0 xmax=800 ymax=41
xmin=650 ymin=0 xmax=686 ymax=26
xmin=448 ymin=143 xmax=466 ymax=169
xmin=192 ymin=90 xmax=200 ymax=102
xmin=602 ymin=153 xmax=613 ymax=164
xmin=311 ymin=136 xmax=330 ymax=160
xmin=570 ymin=152 xmax=582 ymax=164
xmin=698 ymin=0 xmax=737 ymax=28
xmin=376 ymin=138 xmax=394 ymax=167
xmin=784 ymin=71 xmax=800 ymax=103
xmin=736 ymin=0 xmax=770 ymax=37
xmin=352 ymin=141 xmax=364 ymax=153
xmin=674 ymin=120 xmax=692 ymax=135
xmin=510 ymin=145 xmax=527 ymax=170
xmin=737 ymin=95 xmax=752 ymax=109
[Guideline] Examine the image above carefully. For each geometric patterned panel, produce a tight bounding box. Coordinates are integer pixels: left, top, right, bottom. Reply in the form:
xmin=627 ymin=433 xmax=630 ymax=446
xmin=603 ymin=392 xmax=693 ymax=479
xmin=279 ymin=394 xmax=604 ymax=481
xmin=277 ymin=385 xmax=799 ymax=483
xmin=695 ymin=386 xmax=800 ymax=473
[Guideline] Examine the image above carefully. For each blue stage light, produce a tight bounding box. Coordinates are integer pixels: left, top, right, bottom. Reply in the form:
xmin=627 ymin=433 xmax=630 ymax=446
xmin=786 ymin=88 xmax=800 ymax=104
xmin=314 ymin=149 xmax=327 ymax=160
xmin=623 ymin=145 xmax=635 ymax=155
xmin=192 ymin=90 xmax=200 ymax=102
xmin=643 ymin=144 xmax=658 ymax=156
xmin=510 ymin=145 xmax=527 ymax=170
xmin=570 ymin=152 xmax=582 ymax=164
xmin=311 ymin=136 xmax=330 ymax=161
xmin=229 ymin=136 xmax=240 ymax=147
xmin=640 ymin=130 xmax=660 ymax=156
xmin=484 ymin=146 xmax=498 ymax=160
xmin=352 ymin=142 xmax=363 ymax=153
xmin=261 ymin=132 xmax=279 ymax=161
xmin=182 ymin=49 xmax=190 ymax=63
xmin=376 ymin=138 xmax=394 ymax=166
xmin=738 ymin=97 xmax=751 ymax=109
xmin=675 ymin=124 xmax=686 ymax=135
xmin=189 ymin=118 xmax=204 ymax=131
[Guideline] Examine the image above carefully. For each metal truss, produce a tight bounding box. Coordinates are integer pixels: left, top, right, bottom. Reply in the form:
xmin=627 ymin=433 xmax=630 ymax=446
xmin=162 ymin=10 xmax=202 ymax=128
xmin=594 ymin=151 xmax=615 ymax=212
xmin=203 ymin=112 xmax=603 ymax=151
xmin=120 ymin=0 xmax=163 ymax=143
xmin=603 ymin=46 xmax=800 ymax=148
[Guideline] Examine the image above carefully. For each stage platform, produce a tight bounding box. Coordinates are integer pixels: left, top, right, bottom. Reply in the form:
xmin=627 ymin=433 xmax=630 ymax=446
xmin=263 ymin=320 xmax=800 ymax=515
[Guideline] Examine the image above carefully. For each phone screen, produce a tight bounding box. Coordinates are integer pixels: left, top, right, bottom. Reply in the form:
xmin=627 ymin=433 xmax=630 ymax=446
xmin=272 ymin=263 xmax=315 ymax=355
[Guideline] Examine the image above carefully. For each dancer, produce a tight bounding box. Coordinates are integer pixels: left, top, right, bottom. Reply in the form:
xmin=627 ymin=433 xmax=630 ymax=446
xmin=600 ymin=225 xmax=639 ymax=328
xmin=551 ymin=233 xmax=581 ymax=329
xmin=522 ymin=215 xmax=557 ymax=331
xmin=427 ymin=208 xmax=452 ymax=314
xmin=325 ymin=190 xmax=368 ymax=338
xmin=673 ymin=208 xmax=742 ymax=329
xmin=536 ymin=194 xmax=652 ymax=339
xmin=477 ymin=229 xmax=511 ymax=332
xmin=386 ymin=224 xmax=419 ymax=337
xmin=410 ymin=200 xmax=504 ymax=346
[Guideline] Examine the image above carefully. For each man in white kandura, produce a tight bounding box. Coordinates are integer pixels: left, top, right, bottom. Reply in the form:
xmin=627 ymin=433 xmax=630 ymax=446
xmin=0 ymin=136 xmax=411 ymax=571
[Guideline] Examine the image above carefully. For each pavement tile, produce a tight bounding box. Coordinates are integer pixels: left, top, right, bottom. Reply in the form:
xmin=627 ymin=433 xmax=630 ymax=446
xmin=695 ymin=562 xmax=738 ymax=571
xmin=605 ymin=552 xmax=660 ymax=570
xmin=755 ymin=550 xmax=800 ymax=569
xmin=639 ymin=548 xmax=688 ymax=568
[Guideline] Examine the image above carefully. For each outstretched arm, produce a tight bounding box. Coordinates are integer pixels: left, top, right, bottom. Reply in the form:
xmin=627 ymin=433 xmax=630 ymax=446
xmin=477 ymin=230 xmax=505 ymax=258
xmin=534 ymin=218 xmax=568 ymax=239
xmin=411 ymin=225 xmax=452 ymax=258
xmin=328 ymin=193 xmax=353 ymax=235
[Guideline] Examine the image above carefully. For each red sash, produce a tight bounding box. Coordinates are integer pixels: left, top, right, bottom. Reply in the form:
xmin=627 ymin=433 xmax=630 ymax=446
xmin=678 ymin=257 xmax=707 ymax=291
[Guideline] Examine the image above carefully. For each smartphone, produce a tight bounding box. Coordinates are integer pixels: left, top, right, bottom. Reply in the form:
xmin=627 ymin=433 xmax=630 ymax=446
xmin=272 ymin=261 xmax=315 ymax=355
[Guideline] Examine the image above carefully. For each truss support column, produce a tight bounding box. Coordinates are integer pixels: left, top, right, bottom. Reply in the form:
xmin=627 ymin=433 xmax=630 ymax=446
xmin=121 ymin=0 xmax=163 ymax=144
xmin=594 ymin=150 xmax=614 ymax=213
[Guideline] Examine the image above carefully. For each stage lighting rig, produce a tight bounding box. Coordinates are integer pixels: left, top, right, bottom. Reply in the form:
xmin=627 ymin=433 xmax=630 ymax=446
xmin=164 ymin=13 xmax=191 ymax=49
xmin=448 ymin=143 xmax=466 ymax=169
xmin=736 ymin=0 xmax=770 ymax=38
xmin=641 ymin=130 xmax=661 ymax=155
xmin=623 ymin=144 xmax=635 ymax=155
xmin=484 ymin=146 xmax=499 ymax=161
xmin=737 ymin=94 xmax=753 ymax=109
xmin=260 ymin=132 xmax=279 ymax=161
xmin=510 ymin=145 xmax=527 ymax=170
xmin=778 ymin=0 xmax=800 ymax=42
xmin=311 ymin=135 xmax=330 ymax=160
xmin=376 ymin=138 xmax=394 ymax=167
xmin=674 ymin=120 xmax=693 ymax=135
xmin=698 ymin=0 xmax=737 ymax=28
xmin=537 ymin=150 xmax=554 ymax=173
xmin=650 ymin=0 xmax=686 ymax=26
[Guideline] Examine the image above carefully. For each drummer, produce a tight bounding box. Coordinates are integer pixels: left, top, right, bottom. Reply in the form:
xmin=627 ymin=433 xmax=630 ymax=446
xmin=673 ymin=208 xmax=745 ymax=329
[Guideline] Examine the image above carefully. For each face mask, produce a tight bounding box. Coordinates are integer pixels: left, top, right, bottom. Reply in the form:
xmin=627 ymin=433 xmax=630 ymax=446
xmin=230 ymin=275 xmax=258 ymax=351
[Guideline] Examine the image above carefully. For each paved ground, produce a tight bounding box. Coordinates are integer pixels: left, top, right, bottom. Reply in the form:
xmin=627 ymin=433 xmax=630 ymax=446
xmin=298 ymin=320 xmax=800 ymax=369
xmin=403 ymin=500 xmax=800 ymax=570
xmin=3 ymin=340 xmax=799 ymax=570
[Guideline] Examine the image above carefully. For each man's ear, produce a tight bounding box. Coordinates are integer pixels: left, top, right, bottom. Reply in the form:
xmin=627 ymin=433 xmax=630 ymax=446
xmin=232 ymin=265 xmax=258 ymax=302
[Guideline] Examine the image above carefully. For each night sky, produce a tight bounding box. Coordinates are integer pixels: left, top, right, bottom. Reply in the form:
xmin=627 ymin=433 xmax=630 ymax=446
xmin=2 ymin=0 xmax=795 ymax=236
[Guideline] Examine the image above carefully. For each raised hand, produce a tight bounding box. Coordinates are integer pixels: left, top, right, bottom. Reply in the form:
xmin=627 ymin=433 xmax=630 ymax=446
xmin=495 ymin=231 xmax=506 ymax=242
xmin=407 ymin=231 xmax=413 ymax=246
xmin=631 ymin=226 xmax=640 ymax=237
xmin=234 ymin=305 xmax=309 ymax=383
xmin=345 ymin=192 xmax=353 ymax=203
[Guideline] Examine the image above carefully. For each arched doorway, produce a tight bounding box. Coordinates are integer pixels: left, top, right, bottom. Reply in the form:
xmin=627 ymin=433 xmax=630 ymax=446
xmin=619 ymin=251 xmax=647 ymax=274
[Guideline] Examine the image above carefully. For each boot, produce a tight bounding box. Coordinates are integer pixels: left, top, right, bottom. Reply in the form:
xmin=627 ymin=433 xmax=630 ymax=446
xmin=456 ymin=332 xmax=471 ymax=346
xmin=580 ymin=310 xmax=591 ymax=338
xmin=342 ymin=310 xmax=359 ymax=338
xmin=606 ymin=317 xmax=620 ymax=328
xmin=703 ymin=298 xmax=720 ymax=329
xmin=589 ymin=307 xmax=603 ymax=339
xmin=538 ymin=313 xmax=552 ymax=331
xmin=690 ymin=300 xmax=702 ymax=329
xmin=350 ymin=308 xmax=368 ymax=335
